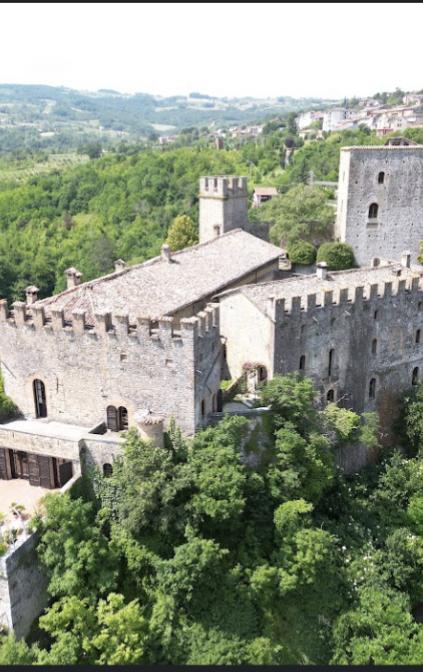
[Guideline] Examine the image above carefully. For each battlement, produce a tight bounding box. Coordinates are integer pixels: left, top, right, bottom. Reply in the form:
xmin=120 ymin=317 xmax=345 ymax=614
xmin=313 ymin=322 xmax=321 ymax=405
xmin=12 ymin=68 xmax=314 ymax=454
xmin=270 ymin=275 xmax=423 ymax=320
xmin=199 ymin=176 xmax=248 ymax=198
xmin=0 ymin=299 xmax=220 ymax=346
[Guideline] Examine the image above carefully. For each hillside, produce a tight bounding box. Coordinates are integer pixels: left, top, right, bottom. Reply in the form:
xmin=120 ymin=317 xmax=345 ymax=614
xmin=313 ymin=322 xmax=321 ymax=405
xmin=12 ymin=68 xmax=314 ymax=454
xmin=0 ymin=84 xmax=335 ymax=153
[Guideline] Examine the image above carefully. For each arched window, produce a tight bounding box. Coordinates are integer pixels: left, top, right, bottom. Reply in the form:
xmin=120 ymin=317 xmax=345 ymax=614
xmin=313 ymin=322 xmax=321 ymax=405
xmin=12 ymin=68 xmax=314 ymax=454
xmin=33 ymin=379 xmax=47 ymax=418
xmin=118 ymin=406 xmax=128 ymax=431
xmin=107 ymin=406 xmax=128 ymax=431
xmin=378 ymin=171 xmax=385 ymax=184
xmin=258 ymin=366 xmax=268 ymax=382
xmin=299 ymin=355 xmax=306 ymax=371
xmin=372 ymin=338 xmax=377 ymax=354
xmin=327 ymin=389 xmax=335 ymax=402
xmin=328 ymin=349 xmax=334 ymax=376
xmin=107 ymin=406 xmax=118 ymax=432
xmin=368 ymin=203 xmax=379 ymax=219
xmin=369 ymin=378 xmax=376 ymax=399
xmin=413 ymin=367 xmax=419 ymax=386
xmin=416 ymin=329 xmax=421 ymax=344
xmin=103 ymin=463 xmax=113 ymax=478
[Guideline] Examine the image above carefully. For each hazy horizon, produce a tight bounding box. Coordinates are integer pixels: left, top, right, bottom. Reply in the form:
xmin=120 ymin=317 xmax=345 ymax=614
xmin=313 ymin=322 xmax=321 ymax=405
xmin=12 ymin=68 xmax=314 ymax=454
xmin=2 ymin=2 xmax=422 ymax=100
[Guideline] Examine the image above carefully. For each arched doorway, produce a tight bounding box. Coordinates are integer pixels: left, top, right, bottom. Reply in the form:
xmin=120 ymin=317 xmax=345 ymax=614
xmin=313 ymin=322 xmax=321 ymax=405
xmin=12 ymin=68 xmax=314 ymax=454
xmin=33 ymin=379 xmax=47 ymax=418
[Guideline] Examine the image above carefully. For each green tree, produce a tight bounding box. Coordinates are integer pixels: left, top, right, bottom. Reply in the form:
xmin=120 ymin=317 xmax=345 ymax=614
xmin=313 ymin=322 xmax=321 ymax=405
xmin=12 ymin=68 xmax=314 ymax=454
xmin=165 ymin=214 xmax=198 ymax=251
xmin=286 ymin=240 xmax=316 ymax=265
xmin=316 ymin=241 xmax=356 ymax=270
xmin=265 ymin=185 xmax=334 ymax=247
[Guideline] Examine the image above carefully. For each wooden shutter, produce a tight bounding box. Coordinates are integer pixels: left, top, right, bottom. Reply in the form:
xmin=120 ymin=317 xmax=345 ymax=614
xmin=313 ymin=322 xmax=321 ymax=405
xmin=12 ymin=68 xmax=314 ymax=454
xmin=107 ymin=406 xmax=118 ymax=432
xmin=39 ymin=455 xmax=54 ymax=489
xmin=0 ymin=448 xmax=10 ymax=480
xmin=28 ymin=453 xmax=41 ymax=486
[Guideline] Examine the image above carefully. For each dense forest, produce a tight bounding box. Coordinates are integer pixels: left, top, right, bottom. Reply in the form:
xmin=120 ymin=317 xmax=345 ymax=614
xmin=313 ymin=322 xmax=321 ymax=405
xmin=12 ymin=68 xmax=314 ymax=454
xmin=2 ymin=374 xmax=423 ymax=664
xmin=1 ymin=125 xmax=421 ymax=303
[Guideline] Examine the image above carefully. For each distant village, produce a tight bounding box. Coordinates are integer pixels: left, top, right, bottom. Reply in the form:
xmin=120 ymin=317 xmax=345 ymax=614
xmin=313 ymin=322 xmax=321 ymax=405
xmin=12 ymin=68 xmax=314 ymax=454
xmin=158 ymin=91 xmax=423 ymax=146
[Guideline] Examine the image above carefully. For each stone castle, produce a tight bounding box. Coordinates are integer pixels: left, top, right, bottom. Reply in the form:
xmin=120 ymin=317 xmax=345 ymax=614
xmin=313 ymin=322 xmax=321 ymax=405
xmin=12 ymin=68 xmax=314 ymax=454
xmin=2 ymin=145 xmax=423 ymax=635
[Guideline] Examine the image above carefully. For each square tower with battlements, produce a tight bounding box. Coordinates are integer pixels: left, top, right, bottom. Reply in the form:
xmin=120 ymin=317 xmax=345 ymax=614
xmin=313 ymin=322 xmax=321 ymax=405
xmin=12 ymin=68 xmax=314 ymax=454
xmin=199 ymin=176 xmax=248 ymax=243
xmin=335 ymin=143 xmax=423 ymax=266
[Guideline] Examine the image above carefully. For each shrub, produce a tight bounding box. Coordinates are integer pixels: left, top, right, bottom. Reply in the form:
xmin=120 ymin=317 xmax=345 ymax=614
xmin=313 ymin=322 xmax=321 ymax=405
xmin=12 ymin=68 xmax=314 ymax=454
xmin=287 ymin=240 xmax=316 ymax=265
xmin=316 ymin=242 xmax=356 ymax=270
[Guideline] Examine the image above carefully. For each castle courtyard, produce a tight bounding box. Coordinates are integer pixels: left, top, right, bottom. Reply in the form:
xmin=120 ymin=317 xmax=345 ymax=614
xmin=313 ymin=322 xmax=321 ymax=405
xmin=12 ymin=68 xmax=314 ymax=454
xmin=0 ymin=479 xmax=50 ymax=524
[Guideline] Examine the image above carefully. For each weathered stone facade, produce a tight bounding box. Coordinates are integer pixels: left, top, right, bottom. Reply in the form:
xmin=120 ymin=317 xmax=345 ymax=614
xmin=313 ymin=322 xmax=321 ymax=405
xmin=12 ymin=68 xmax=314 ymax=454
xmin=199 ymin=176 xmax=248 ymax=243
xmin=0 ymin=301 xmax=221 ymax=437
xmin=0 ymin=533 xmax=48 ymax=639
xmin=219 ymin=260 xmax=423 ymax=443
xmin=336 ymin=145 xmax=423 ymax=266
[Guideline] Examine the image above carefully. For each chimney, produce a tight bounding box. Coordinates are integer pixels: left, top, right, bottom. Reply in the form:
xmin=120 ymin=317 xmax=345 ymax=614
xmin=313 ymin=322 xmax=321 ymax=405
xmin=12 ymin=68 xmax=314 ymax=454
xmin=401 ymin=250 xmax=411 ymax=269
xmin=316 ymin=261 xmax=328 ymax=280
xmin=114 ymin=259 xmax=126 ymax=272
xmin=25 ymin=285 xmax=39 ymax=305
xmin=64 ymin=267 xmax=83 ymax=289
xmin=161 ymin=244 xmax=172 ymax=262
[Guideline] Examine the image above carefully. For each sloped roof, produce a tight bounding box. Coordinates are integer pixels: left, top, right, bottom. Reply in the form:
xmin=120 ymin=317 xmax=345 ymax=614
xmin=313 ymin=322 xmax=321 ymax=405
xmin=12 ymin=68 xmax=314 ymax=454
xmin=254 ymin=187 xmax=278 ymax=196
xmin=35 ymin=229 xmax=282 ymax=324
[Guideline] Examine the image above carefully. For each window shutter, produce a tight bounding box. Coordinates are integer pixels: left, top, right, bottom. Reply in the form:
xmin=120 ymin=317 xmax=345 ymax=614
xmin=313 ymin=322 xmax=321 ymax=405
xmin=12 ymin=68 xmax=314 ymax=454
xmin=107 ymin=406 xmax=118 ymax=432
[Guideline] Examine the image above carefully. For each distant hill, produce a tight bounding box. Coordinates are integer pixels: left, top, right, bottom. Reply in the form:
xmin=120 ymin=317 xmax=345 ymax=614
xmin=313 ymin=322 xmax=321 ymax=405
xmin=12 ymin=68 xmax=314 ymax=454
xmin=0 ymin=83 xmax=336 ymax=152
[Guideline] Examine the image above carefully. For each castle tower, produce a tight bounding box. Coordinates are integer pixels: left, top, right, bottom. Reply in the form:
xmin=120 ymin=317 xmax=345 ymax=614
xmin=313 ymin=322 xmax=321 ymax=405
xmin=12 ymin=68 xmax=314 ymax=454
xmin=335 ymin=144 xmax=423 ymax=266
xmin=199 ymin=176 xmax=248 ymax=243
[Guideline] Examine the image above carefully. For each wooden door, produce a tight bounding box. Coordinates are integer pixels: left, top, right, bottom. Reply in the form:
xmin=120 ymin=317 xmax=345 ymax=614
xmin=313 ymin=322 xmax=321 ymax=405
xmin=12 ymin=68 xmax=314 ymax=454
xmin=0 ymin=448 xmax=10 ymax=479
xmin=38 ymin=455 xmax=54 ymax=489
xmin=28 ymin=453 xmax=40 ymax=486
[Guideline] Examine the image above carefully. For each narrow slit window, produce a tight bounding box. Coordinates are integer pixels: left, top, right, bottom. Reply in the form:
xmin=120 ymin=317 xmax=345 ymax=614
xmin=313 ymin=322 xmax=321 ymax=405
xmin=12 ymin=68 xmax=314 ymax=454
xmin=299 ymin=355 xmax=306 ymax=371
xmin=378 ymin=171 xmax=385 ymax=184
xmin=372 ymin=338 xmax=377 ymax=354
xmin=369 ymin=378 xmax=376 ymax=399
xmin=416 ymin=329 xmax=421 ymax=344
xmin=326 ymin=389 xmax=335 ymax=402
xmin=328 ymin=349 xmax=334 ymax=376
xmin=413 ymin=367 xmax=419 ymax=386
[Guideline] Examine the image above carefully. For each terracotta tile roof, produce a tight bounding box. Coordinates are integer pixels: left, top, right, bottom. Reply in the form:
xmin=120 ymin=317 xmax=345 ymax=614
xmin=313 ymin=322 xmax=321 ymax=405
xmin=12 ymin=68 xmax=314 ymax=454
xmin=254 ymin=187 xmax=278 ymax=196
xmin=35 ymin=229 xmax=281 ymax=324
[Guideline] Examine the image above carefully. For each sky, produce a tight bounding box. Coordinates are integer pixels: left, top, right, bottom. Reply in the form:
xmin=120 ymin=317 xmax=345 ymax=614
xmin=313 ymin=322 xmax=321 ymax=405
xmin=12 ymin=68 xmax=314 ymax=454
xmin=1 ymin=2 xmax=422 ymax=100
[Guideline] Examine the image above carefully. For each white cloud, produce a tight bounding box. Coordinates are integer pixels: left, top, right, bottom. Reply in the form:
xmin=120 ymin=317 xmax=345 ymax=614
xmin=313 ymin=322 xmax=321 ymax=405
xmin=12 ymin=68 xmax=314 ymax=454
xmin=0 ymin=2 xmax=421 ymax=99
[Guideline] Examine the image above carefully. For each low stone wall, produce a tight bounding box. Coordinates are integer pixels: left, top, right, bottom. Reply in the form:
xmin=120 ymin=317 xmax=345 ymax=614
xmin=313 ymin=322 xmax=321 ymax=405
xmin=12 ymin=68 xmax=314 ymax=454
xmin=0 ymin=425 xmax=80 ymax=462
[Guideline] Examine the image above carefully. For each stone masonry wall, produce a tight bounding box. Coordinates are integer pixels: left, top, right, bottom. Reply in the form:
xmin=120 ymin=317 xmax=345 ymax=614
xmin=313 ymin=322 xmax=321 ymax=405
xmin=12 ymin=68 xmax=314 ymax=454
xmin=0 ymin=533 xmax=47 ymax=639
xmin=0 ymin=302 xmax=221 ymax=436
xmin=336 ymin=146 xmax=423 ymax=266
xmin=272 ymin=275 xmax=423 ymax=443
xmin=199 ymin=176 xmax=248 ymax=243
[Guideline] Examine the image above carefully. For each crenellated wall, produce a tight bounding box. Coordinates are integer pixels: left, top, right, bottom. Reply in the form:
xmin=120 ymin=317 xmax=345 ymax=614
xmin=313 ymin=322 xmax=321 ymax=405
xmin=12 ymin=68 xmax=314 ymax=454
xmin=221 ymin=273 xmax=423 ymax=443
xmin=0 ymin=300 xmax=221 ymax=436
xmin=199 ymin=176 xmax=248 ymax=243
